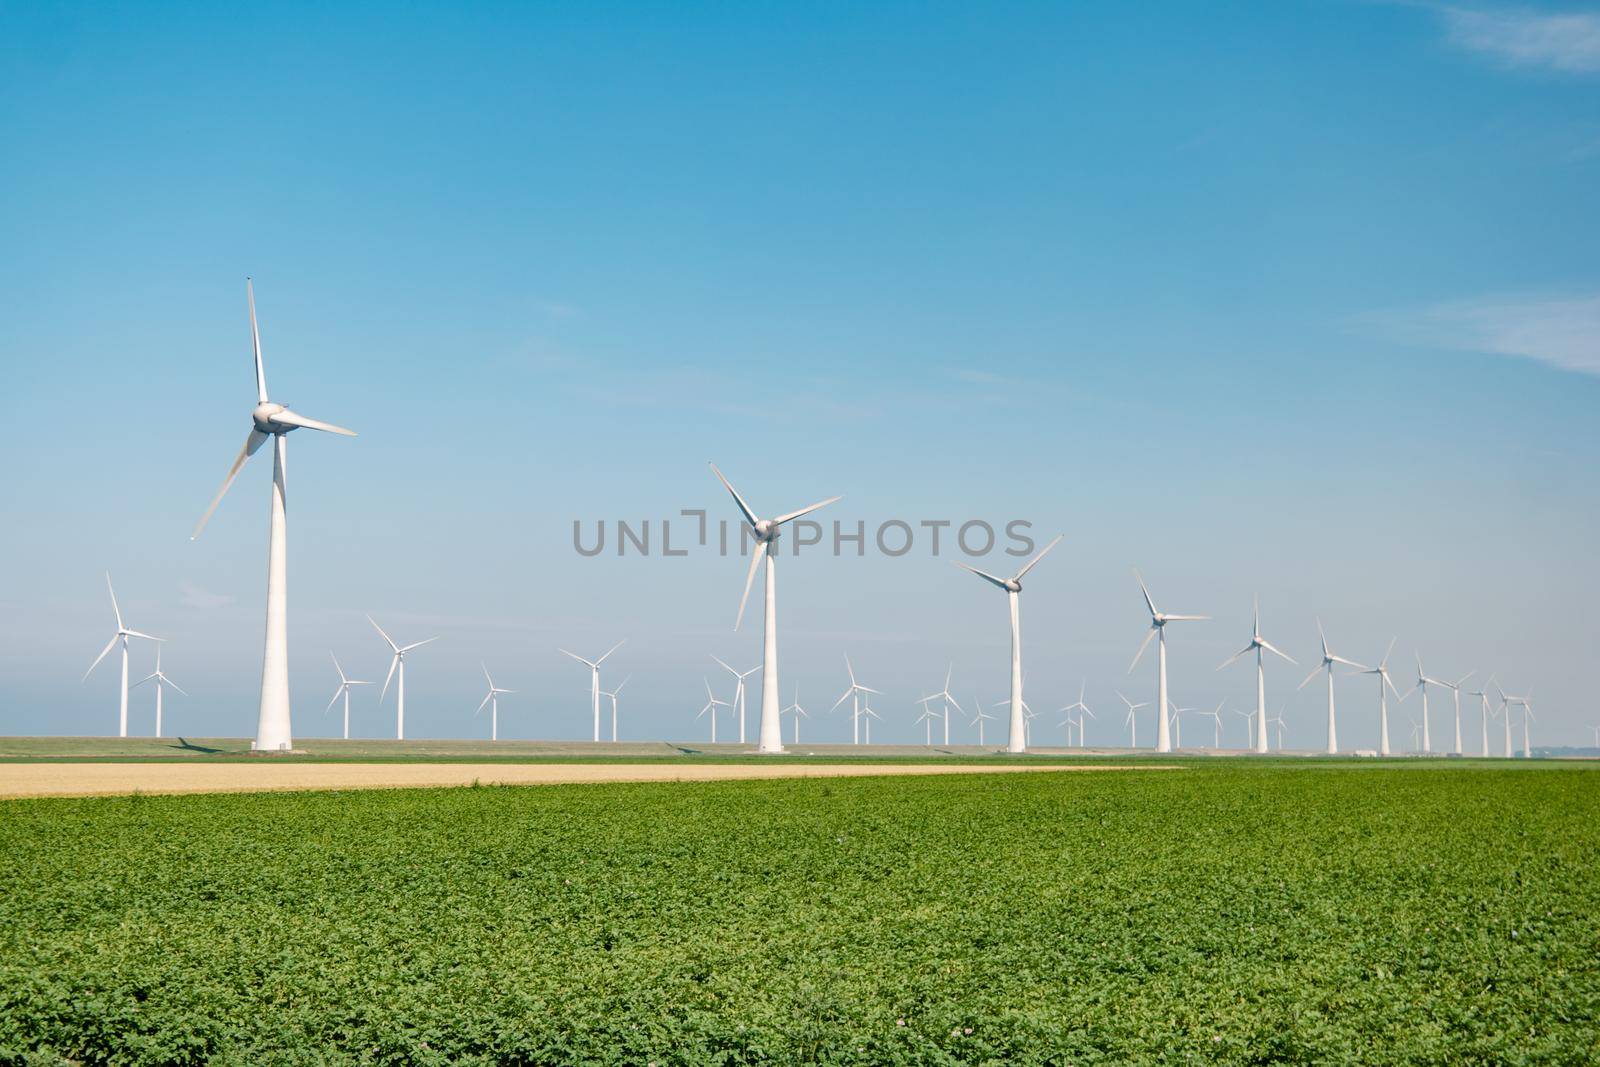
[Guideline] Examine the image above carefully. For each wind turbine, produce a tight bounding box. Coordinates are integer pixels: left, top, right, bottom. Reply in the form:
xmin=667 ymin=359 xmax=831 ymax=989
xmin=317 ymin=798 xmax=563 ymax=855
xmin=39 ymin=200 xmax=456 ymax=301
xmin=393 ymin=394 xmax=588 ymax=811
xmin=369 ymin=616 xmax=439 ymax=740
xmin=1497 ymin=688 xmax=1535 ymax=758
xmin=955 ymin=535 xmax=1063 ymax=753
xmin=830 ymin=655 xmax=880 ymax=745
xmin=781 ymin=684 xmax=809 ymax=744
xmin=1359 ymin=639 xmax=1400 ymax=756
xmin=132 ymin=645 xmax=186 ymax=738
xmin=1059 ymin=681 xmax=1093 ymax=747
xmin=915 ymin=703 xmax=939 ymax=745
xmin=709 ymin=462 xmax=840 ymax=755
xmin=325 ymin=653 xmax=371 ymax=740
xmin=475 ymin=664 xmax=515 ymax=742
xmin=1128 ymin=571 xmax=1208 ymax=754
xmin=919 ymin=665 xmax=963 ymax=746
xmin=1233 ymin=706 xmax=1256 ymax=749
xmin=1408 ymin=716 xmax=1423 ymax=751
xmin=697 ymin=679 xmax=730 ymax=742
xmin=861 ymin=701 xmax=882 ymax=744
xmin=970 ymin=697 xmax=997 ymax=747
xmin=190 ymin=280 xmax=356 ymax=752
xmin=1494 ymin=683 xmax=1516 ymax=757
xmin=84 ymin=573 xmax=163 ymax=738
xmin=711 ymin=656 xmax=762 ymax=744
xmin=1296 ymin=620 xmax=1367 ymax=755
xmin=1117 ymin=691 xmax=1148 ymax=748
xmin=560 ymin=641 xmax=624 ymax=743
xmin=1217 ymin=596 xmax=1297 ymax=754
xmin=1269 ymin=702 xmax=1288 ymax=751
xmin=1465 ymin=677 xmax=1495 ymax=757
xmin=1442 ymin=671 xmax=1475 ymax=756
xmin=1399 ymin=654 xmax=1450 ymax=754
xmin=601 ymin=675 xmax=630 ymax=742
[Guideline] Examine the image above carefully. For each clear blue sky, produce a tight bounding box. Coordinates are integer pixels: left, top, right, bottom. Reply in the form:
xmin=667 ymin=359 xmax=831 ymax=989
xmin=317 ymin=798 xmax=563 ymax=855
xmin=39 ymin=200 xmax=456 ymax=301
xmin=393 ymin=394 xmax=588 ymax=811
xmin=2 ymin=2 xmax=1596 ymax=747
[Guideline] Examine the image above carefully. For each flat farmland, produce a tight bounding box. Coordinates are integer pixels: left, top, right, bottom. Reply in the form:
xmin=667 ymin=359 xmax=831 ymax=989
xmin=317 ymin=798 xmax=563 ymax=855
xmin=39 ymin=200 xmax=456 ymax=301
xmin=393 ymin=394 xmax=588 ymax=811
xmin=1 ymin=763 xmax=1596 ymax=1064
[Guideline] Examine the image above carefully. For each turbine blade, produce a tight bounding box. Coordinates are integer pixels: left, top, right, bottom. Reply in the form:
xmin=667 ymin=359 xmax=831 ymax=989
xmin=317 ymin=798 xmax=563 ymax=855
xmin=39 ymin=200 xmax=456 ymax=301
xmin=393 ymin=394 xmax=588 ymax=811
xmin=191 ymin=429 xmax=269 ymax=539
xmin=1217 ymin=645 xmax=1252 ymax=670
xmin=709 ymin=463 xmax=760 ymax=529
xmin=367 ymin=616 xmax=400 ymax=652
xmin=773 ymin=495 xmax=841 ymax=526
xmin=84 ymin=635 xmax=120 ymax=680
xmin=122 ymin=630 xmax=163 ymax=642
xmin=475 ymin=691 xmax=493 ymax=715
xmin=954 ymin=561 xmax=1010 ymax=591
xmin=331 ymin=651 xmax=347 ymax=683
xmin=1012 ymin=534 xmax=1063 ymax=581
xmin=735 ymin=540 xmax=768 ymax=631
xmin=1297 ymin=664 xmax=1323 ymax=691
xmin=326 ymin=686 xmax=344 ymax=713
xmin=1259 ymin=639 xmax=1297 ymax=665
xmin=248 ymin=278 xmax=268 ymax=403
xmin=594 ymin=640 xmax=625 ymax=665
xmin=1162 ymin=614 xmax=1209 ymax=622
xmin=164 ymin=677 xmax=188 ymax=697
xmin=270 ymin=409 xmax=357 ymax=436
xmin=133 ymin=673 xmax=157 ymax=688
xmin=560 ymin=649 xmax=595 ymax=668
xmin=105 ymin=572 xmax=124 ymax=631
xmin=399 ymin=637 xmax=439 ymax=653
xmin=1134 ymin=569 xmax=1158 ymax=618
xmin=1128 ymin=627 xmax=1157 ymax=673
xmin=380 ymin=655 xmax=398 ymax=700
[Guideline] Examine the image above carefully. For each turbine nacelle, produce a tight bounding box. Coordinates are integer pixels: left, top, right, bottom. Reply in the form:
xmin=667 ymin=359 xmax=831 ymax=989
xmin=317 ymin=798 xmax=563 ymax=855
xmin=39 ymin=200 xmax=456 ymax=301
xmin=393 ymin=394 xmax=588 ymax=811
xmin=252 ymin=401 xmax=288 ymax=432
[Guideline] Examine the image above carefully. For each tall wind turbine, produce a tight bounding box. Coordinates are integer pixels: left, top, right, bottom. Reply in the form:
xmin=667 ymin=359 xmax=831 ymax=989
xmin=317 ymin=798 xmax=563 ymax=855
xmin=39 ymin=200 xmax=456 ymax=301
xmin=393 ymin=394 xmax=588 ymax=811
xmin=915 ymin=703 xmax=939 ymax=745
xmin=830 ymin=655 xmax=880 ymax=745
xmin=1197 ymin=700 xmax=1225 ymax=748
xmin=955 ymin=535 xmax=1063 ymax=753
xmin=1399 ymin=654 xmax=1450 ymax=754
xmin=781 ymin=684 xmax=809 ymax=744
xmin=1359 ymin=638 xmax=1400 ymax=756
xmin=970 ymin=697 xmax=997 ymax=747
xmin=1443 ymin=671 xmax=1475 ymax=756
xmin=475 ymin=664 xmax=515 ymax=742
xmin=370 ymin=616 xmax=439 ymax=741
xmin=560 ymin=641 xmax=624 ymax=743
xmin=697 ymin=679 xmax=730 ymax=742
xmin=325 ymin=653 xmax=371 ymax=740
xmin=602 ymin=675 xmax=630 ymax=742
xmin=1497 ymin=685 xmax=1534 ymax=758
xmin=1059 ymin=682 xmax=1093 ymax=747
xmin=191 ymin=280 xmax=356 ymax=752
xmin=1465 ymin=677 xmax=1495 ymax=757
xmin=711 ymin=656 xmax=762 ymax=744
xmin=1217 ymin=596 xmax=1297 ymax=754
xmin=133 ymin=645 xmax=186 ymax=738
xmin=1128 ymin=571 xmax=1208 ymax=754
xmin=1493 ymin=683 xmax=1516 ymax=757
xmin=1296 ymin=620 xmax=1367 ymax=755
xmin=84 ymin=573 xmax=163 ymax=738
xmin=919 ymin=665 xmax=963 ymax=745
xmin=710 ymin=463 xmax=840 ymax=755
xmin=1117 ymin=691 xmax=1148 ymax=748
xmin=1234 ymin=706 xmax=1256 ymax=749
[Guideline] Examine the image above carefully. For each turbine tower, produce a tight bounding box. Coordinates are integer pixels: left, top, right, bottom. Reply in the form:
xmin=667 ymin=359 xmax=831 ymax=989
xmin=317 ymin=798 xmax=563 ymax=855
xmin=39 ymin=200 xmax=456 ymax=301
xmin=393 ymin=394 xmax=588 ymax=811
xmin=1116 ymin=691 xmax=1148 ymax=748
xmin=559 ymin=641 xmax=624 ymax=743
xmin=1128 ymin=571 xmax=1208 ymax=754
xmin=475 ymin=664 xmax=515 ymax=742
xmin=602 ymin=675 xmax=629 ymax=742
xmin=1358 ymin=639 xmax=1400 ymax=756
xmin=370 ymin=616 xmax=439 ymax=740
xmin=325 ymin=653 xmax=371 ymax=740
xmin=955 ymin=534 xmax=1063 ymax=754
xmin=1400 ymin=654 xmax=1450 ymax=754
xmin=84 ymin=573 xmax=163 ymax=738
xmin=1465 ymin=678 xmax=1495 ymax=758
xmin=710 ymin=462 xmax=840 ymax=755
xmin=133 ymin=645 xmax=186 ymax=738
xmin=1296 ymin=620 xmax=1367 ymax=755
xmin=1217 ymin=596 xmax=1297 ymax=754
xmin=191 ymin=280 xmax=356 ymax=752
xmin=711 ymin=656 xmax=762 ymax=744
xmin=1443 ymin=671 xmax=1474 ymax=756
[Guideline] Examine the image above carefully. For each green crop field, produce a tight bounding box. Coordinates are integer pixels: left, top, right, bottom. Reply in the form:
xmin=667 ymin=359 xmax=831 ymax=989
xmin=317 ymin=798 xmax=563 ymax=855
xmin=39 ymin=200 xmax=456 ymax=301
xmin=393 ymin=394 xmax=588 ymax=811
xmin=2 ymin=763 xmax=1597 ymax=1064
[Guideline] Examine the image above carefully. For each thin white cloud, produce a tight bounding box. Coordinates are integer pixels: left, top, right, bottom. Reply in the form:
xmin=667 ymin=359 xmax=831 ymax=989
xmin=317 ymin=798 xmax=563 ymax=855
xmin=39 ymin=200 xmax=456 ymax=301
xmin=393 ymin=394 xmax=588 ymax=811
xmin=1361 ymin=292 xmax=1600 ymax=375
xmin=1437 ymin=5 xmax=1600 ymax=73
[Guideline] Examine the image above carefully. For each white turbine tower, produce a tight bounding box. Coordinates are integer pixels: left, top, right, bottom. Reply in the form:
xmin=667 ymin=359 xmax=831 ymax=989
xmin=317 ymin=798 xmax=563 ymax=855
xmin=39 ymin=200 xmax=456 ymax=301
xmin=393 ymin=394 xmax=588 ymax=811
xmin=1217 ymin=596 xmax=1297 ymax=754
xmin=918 ymin=665 xmax=963 ymax=745
xmin=710 ymin=463 xmax=840 ymax=755
xmin=370 ymin=616 xmax=439 ymax=741
xmin=1399 ymin=654 xmax=1450 ymax=754
xmin=1464 ymin=677 xmax=1496 ymax=757
xmin=955 ymin=534 xmax=1063 ymax=754
xmin=1234 ymin=706 xmax=1256 ymax=749
xmin=711 ymin=656 xmax=762 ymax=744
xmin=475 ymin=664 xmax=515 ymax=742
xmin=697 ymin=679 xmax=730 ymax=743
xmin=1358 ymin=638 xmax=1400 ymax=756
xmin=84 ymin=573 xmax=163 ymax=738
xmin=1128 ymin=571 xmax=1208 ymax=754
xmin=1198 ymin=700 xmax=1225 ymax=749
xmin=830 ymin=655 xmax=880 ymax=745
xmin=133 ymin=645 xmax=186 ymax=738
xmin=781 ymin=684 xmax=809 ymax=744
xmin=862 ymin=702 xmax=882 ymax=744
xmin=602 ymin=675 xmax=630 ymax=742
xmin=1059 ymin=681 xmax=1093 ymax=747
xmin=1296 ymin=620 xmax=1367 ymax=755
xmin=191 ymin=280 xmax=356 ymax=752
xmin=915 ymin=703 xmax=939 ymax=745
xmin=1443 ymin=671 xmax=1474 ymax=756
xmin=970 ymin=697 xmax=997 ymax=747
xmin=1493 ymin=683 xmax=1517 ymax=757
xmin=325 ymin=653 xmax=371 ymax=740
xmin=1117 ymin=691 xmax=1148 ymax=748
xmin=560 ymin=641 xmax=624 ymax=743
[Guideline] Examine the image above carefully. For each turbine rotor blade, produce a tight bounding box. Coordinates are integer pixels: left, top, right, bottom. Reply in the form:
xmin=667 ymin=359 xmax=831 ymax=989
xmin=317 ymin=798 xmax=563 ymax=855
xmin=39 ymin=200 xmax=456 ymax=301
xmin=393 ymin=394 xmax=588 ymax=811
xmin=248 ymin=278 xmax=268 ymax=403
xmin=84 ymin=634 xmax=120 ymax=680
xmin=1259 ymin=639 xmax=1297 ymax=664
xmin=735 ymin=540 xmax=768 ymax=631
xmin=192 ymin=429 xmax=269 ymax=539
xmin=954 ymin=561 xmax=1011 ymax=590
xmin=399 ymin=637 xmax=439 ymax=653
xmin=708 ymin=463 xmax=760 ymax=529
xmin=269 ymin=409 xmax=357 ymax=436
xmin=1218 ymin=645 xmax=1252 ymax=670
xmin=1297 ymin=664 xmax=1323 ymax=690
xmin=1128 ymin=627 xmax=1157 ymax=673
xmin=367 ymin=616 xmax=400 ymax=652
xmin=1012 ymin=534 xmax=1063 ymax=581
xmin=380 ymin=655 xmax=398 ymax=699
xmin=773 ymin=495 xmax=841 ymax=526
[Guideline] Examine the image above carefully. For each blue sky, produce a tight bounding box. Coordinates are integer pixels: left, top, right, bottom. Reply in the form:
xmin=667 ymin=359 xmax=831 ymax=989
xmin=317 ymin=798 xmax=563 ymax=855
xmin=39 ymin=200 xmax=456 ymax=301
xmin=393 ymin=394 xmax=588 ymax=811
xmin=2 ymin=1 xmax=1596 ymax=748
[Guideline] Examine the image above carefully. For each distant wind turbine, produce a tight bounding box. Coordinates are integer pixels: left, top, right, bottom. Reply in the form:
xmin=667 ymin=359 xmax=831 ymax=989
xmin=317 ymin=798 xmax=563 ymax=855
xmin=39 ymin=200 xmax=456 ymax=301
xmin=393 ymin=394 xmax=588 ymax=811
xmin=914 ymin=703 xmax=939 ymax=745
xmin=560 ymin=641 xmax=624 ymax=743
xmin=1217 ymin=596 xmax=1296 ymax=754
xmin=370 ymin=616 xmax=439 ymax=741
xmin=918 ymin=665 xmax=963 ymax=746
xmin=781 ymin=684 xmax=809 ymax=744
xmin=710 ymin=462 xmax=840 ymax=755
xmin=697 ymin=679 xmax=730 ymax=742
xmin=862 ymin=702 xmax=881 ymax=744
xmin=475 ymin=664 xmax=515 ymax=742
xmin=1358 ymin=639 xmax=1400 ymax=756
xmin=84 ymin=573 xmax=163 ymax=738
xmin=1296 ymin=620 xmax=1367 ymax=755
xmin=830 ymin=655 xmax=880 ymax=745
xmin=955 ymin=535 xmax=1064 ymax=753
xmin=325 ymin=653 xmax=371 ymax=740
xmin=1197 ymin=700 xmax=1225 ymax=748
xmin=1059 ymin=681 xmax=1093 ymax=747
xmin=1117 ymin=691 xmax=1148 ymax=748
xmin=190 ymin=279 xmax=356 ymax=752
xmin=1443 ymin=671 xmax=1474 ymax=756
xmin=1233 ymin=706 xmax=1256 ymax=749
xmin=1399 ymin=654 xmax=1450 ymax=754
xmin=1129 ymin=571 xmax=1208 ymax=754
xmin=133 ymin=645 xmax=186 ymax=738
xmin=602 ymin=675 xmax=630 ymax=742
xmin=1465 ymin=677 xmax=1495 ymax=757
xmin=970 ymin=697 xmax=997 ymax=747
xmin=711 ymin=656 xmax=762 ymax=744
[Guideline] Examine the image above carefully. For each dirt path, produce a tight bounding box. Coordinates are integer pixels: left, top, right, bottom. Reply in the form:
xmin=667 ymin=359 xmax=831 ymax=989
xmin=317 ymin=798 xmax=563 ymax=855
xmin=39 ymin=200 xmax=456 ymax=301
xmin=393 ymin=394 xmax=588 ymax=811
xmin=0 ymin=761 xmax=1177 ymax=799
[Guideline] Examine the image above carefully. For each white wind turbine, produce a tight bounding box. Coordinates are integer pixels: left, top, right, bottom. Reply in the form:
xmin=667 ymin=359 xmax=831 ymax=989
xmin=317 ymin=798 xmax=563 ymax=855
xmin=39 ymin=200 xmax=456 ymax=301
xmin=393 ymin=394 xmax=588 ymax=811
xmin=1233 ymin=706 xmax=1256 ymax=749
xmin=84 ymin=573 xmax=163 ymax=738
xmin=1399 ymin=654 xmax=1450 ymax=754
xmin=1217 ymin=596 xmax=1297 ymax=754
xmin=1269 ymin=702 xmax=1288 ymax=751
xmin=325 ymin=653 xmax=371 ymax=740
xmin=1117 ymin=691 xmax=1148 ymax=748
xmin=955 ymin=534 xmax=1063 ymax=754
xmin=1493 ymin=683 xmax=1516 ymax=757
xmin=709 ymin=463 xmax=840 ymax=755
xmin=697 ymin=679 xmax=730 ymax=743
xmin=560 ymin=641 xmax=624 ymax=743
xmin=1358 ymin=638 xmax=1400 ymax=756
xmin=711 ymin=656 xmax=762 ymax=745
xmin=1443 ymin=671 xmax=1475 ymax=756
xmin=970 ymin=697 xmax=997 ymax=747
xmin=918 ymin=665 xmax=963 ymax=746
xmin=1465 ymin=677 xmax=1495 ymax=757
xmin=191 ymin=280 xmax=356 ymax=752
xmin=1129 ymin=571 xmax=1208 ymax=754
xmin=370 ymin=616 xmax=439 ymax=741
xmin=830 ymin=655 xmax=880 ymax=745
xmin=475 ymin=664 xmax=515 ymax=742
xmin=1059 ymin=681 xmax=1093 ymax=747
xmin=781 ymin=684 xmax=809 ymax=744
xmin=914 ymin=703 xmax=939 ymax=745
xmin=862 ymin=702 xmax=882 ymax=744
xmin=1296 ymin=620 xmax=1367 ymax=755
xmin=1497 ymin=685 xmax=1534 ymax=758
xmin=133 ymin=645 xmax=186 ymax=738
xmin=602 ymin=675 xmax=630 ymax=742
xmin=1197 ymin=700 xmax=1225 ymax=749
